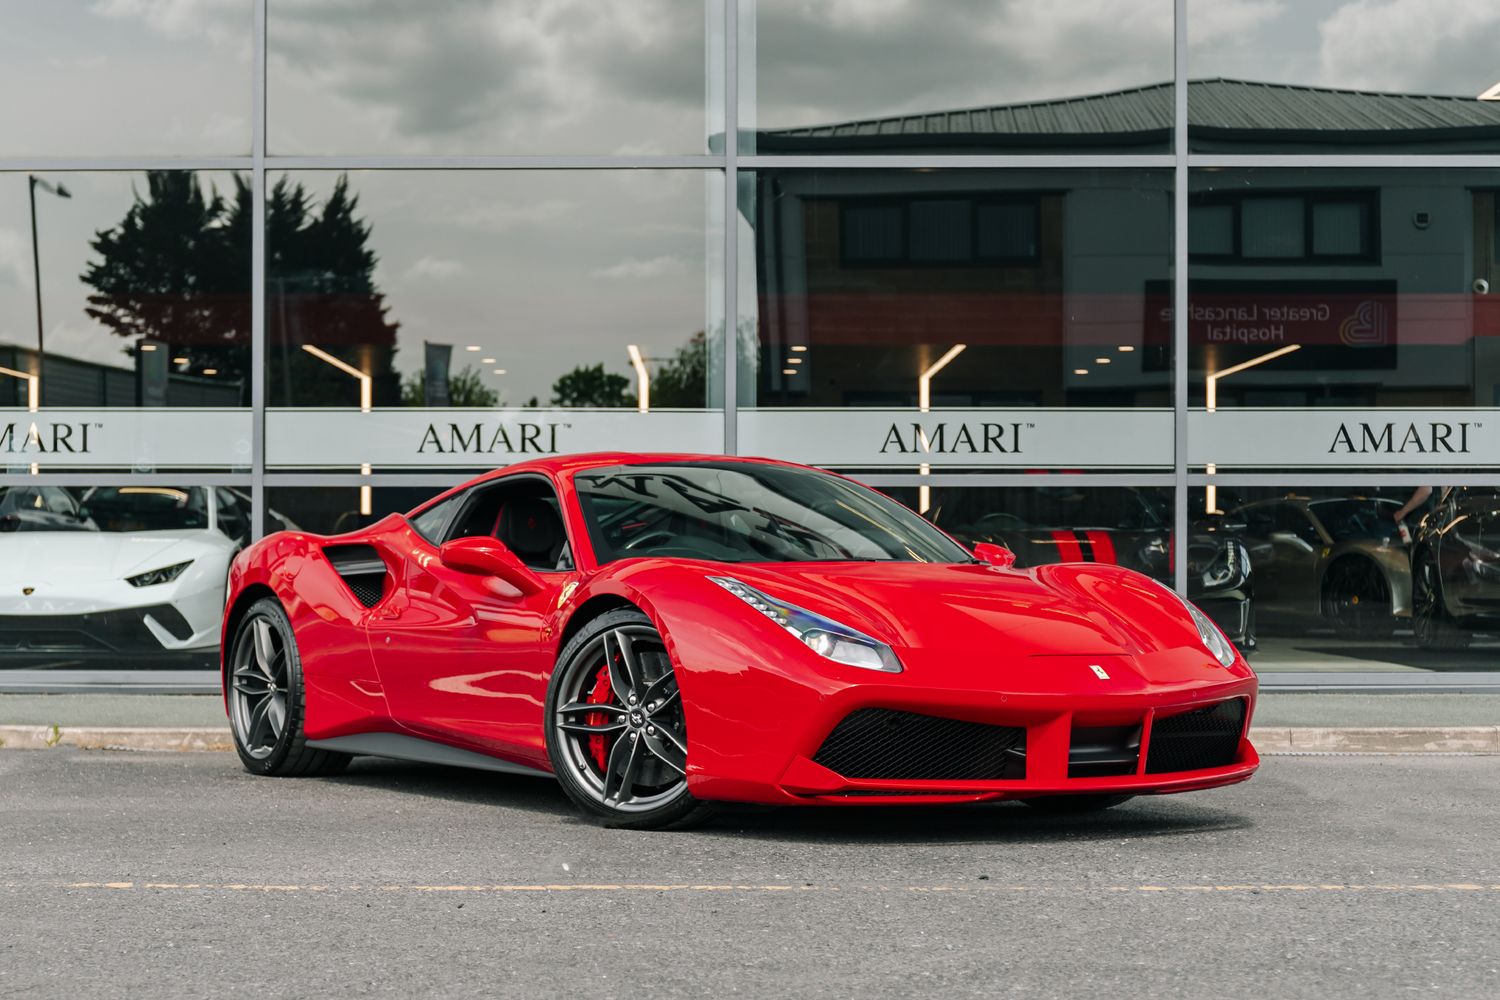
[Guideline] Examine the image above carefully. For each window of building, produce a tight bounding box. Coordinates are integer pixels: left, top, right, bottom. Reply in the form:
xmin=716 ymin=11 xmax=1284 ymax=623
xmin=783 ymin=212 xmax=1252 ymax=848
xmin=841 ymin=196 xmax=1041 ymax=268
xmin=1189 ymin=191 xmax=1378 ymax=264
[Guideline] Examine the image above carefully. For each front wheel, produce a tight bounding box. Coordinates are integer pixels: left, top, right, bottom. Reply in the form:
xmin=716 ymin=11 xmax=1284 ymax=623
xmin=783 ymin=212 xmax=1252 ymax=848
xmin=544 ymin=609 xmax=713 ymax=830
xmin=1412 ymin=550 xmax=1470 ymax=651
xmin=228 ymin=597 xmax=350 ymax=777
xmin=1324 ymin=558 xmax=1395 ymax=640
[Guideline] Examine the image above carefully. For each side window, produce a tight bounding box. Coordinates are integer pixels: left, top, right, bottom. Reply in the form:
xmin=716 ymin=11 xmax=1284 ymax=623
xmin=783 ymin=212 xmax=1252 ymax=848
xmin=409 ymin=494 xmax=462 ymax=545
xmin=449 ymin=478 xmax=572 ymax=571
xmin=1273 ymin=506 xmax=1319 ymax=543
xmin=215 ymin=488 xmax=249 ymax=541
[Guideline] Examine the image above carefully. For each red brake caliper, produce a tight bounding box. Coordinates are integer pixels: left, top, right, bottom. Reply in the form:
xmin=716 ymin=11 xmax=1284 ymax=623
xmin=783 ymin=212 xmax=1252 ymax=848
xmin=584 ymin=664 xmax=616 ymax=771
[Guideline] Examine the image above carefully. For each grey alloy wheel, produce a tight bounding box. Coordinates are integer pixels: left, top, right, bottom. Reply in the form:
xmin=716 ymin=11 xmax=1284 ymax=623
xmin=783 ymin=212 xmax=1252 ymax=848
xmin=552 ymin=621 xmax=691 ymax=814
xmin=230 ymin=613 xmax=290 ymax=759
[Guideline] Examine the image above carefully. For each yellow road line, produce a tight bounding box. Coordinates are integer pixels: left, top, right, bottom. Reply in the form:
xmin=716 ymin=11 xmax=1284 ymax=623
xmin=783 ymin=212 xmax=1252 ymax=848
xmin=42 ymin=881 xmax=1500 ymax=895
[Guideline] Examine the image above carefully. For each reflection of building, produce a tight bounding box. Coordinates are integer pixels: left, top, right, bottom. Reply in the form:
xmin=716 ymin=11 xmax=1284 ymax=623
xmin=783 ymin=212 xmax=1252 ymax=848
xmin=745 ymin=82 xmax=1500 ymax=411
xmin=0 ymin=344 xmax=242 ymax=408
xmin=747 ymin=79 xmax=1500 ymax=154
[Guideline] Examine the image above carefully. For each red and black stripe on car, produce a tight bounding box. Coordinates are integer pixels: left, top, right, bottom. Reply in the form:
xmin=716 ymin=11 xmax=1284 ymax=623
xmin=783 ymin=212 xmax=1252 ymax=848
xmin=1048 ymin=529 xmax=1119 ymax=564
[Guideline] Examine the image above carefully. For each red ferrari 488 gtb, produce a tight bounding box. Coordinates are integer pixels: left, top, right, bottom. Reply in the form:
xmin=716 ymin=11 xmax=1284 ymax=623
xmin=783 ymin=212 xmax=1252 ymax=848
xmin=222 ymin=454 xmax=1258 ymax=828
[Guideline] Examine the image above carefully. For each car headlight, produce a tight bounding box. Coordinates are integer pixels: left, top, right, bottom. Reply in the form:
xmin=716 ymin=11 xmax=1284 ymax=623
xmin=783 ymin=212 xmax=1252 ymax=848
xmin=708 ymin=576 xmax=903 ymax=673
xmin=126 ymin=560 xmax=193 ymax=588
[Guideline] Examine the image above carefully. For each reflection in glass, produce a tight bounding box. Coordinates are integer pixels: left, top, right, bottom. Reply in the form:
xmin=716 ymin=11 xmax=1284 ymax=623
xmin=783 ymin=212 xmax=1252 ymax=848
xmin=0 ymin=485 xmax=264 ymax=670
xmin=268 ymin=0 xmax=713 ymax=155
xmin=889 ymin=484 xmax=1250 ymax=651
xmin=1189 ymin=1 xmax=1500 ymax=152
xmin=267 ymin=171 xmax=717 ymax=412
xmin=1188 ymin=169 xmax=1500 ymax=409
xmin=0 ymin=0 xmax=253 ymax=157
xmin=1195 ymin=485 xmax=1500 ymax=673
xmin=741 ymin=169 xmax=1172 ymax=407
xmin=740 ymin=0 xmax=1173 ymax=153
xmin=0 ymin=172 xmax=251 ymax=409
xmin=266 ymin=486 xmax=445 ymax=537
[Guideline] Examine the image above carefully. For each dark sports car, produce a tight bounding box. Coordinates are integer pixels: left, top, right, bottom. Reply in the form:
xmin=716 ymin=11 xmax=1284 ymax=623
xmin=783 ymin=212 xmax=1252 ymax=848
xmin=1411 ymin=487 xmax=1500 ymax=649
xmin=1229 ymin=496 xmax=1409 ymax=640
xmin=221 ymin=453 xmax=1258 ymax=829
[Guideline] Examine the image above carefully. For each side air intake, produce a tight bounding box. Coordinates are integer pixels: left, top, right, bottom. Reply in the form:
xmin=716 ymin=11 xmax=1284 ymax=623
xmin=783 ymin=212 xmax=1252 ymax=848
xmin=324 ymin=544 xmax=389 ymax=608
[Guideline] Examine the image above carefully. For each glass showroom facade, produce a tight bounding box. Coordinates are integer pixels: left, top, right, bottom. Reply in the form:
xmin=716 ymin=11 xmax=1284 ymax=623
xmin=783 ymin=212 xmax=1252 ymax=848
xmin=4 ymin=0 xmax=1500 ymax=684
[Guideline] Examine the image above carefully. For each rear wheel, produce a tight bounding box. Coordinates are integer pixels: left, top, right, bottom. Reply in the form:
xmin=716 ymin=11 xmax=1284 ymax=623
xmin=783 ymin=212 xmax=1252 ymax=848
xmin=1021 ymin=794 xmax=1134 ymax=814
xmin=228 ymin=597 xmax=350 ymax=777
xmin=545 ymin=609 xmax=713 ymax=830
xmin=1324 ymin=557 xmax=1395 ymax=640
xmin=1412 ymin=549 xmax=1471 ymax=651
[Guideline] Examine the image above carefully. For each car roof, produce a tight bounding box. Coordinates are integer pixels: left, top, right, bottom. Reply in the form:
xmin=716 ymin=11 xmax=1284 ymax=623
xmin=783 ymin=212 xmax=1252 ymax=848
xmin=468 ymin=452 xmax=808 ymax=484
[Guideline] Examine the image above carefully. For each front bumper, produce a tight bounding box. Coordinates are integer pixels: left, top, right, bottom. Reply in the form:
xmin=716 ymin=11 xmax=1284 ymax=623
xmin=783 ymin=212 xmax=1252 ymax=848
xmin=0 ymin=605 xmax=217 ymax=669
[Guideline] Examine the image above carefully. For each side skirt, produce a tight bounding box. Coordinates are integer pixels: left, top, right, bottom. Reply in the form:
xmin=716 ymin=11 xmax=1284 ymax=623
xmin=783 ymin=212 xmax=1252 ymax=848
xmin=306 ymin=732 xmax=554 ymax=779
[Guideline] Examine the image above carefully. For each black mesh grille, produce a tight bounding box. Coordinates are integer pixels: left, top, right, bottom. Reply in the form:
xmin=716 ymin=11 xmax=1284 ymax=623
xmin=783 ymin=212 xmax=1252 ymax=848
xmin=344 ymin=575 xmax=385 ymax=608
xmin=325 ymin=545 xmax=388 ymax=609
xmin=812 ymin=709 xmax=1026 ymax=781
xmin=1145 ymin=699 xmax=1246 ymax=774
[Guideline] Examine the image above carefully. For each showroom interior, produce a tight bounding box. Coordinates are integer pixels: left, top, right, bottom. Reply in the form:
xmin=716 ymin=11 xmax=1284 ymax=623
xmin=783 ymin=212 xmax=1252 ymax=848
xmin=4 ymin=0 xmax=1500 ymax=684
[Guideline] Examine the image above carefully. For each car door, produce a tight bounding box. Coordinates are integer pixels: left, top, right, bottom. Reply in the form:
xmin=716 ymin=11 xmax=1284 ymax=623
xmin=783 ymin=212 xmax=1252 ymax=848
xmin=366 ymin=476 xmax=573 ymax=768
xmin=1440 ymin=487 xmax=1500 ymax=615
xmin=1270 ymin=504 xmax=1326 ymax=618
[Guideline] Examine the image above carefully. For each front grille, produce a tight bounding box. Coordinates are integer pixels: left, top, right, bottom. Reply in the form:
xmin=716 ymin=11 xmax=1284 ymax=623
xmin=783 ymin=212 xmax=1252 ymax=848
xmin=812 ymin=709 xmax=1026 ymax=781
xmin=1145 ymin=699 xmax=1246 ymax=774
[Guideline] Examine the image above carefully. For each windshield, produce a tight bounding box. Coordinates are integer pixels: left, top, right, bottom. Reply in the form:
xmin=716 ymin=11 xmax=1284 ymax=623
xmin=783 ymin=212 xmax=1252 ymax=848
xmin=1308 ymin=498 xmax=1401 ymax=543
xmin=82 ymin=486 xmax=210 ymax=532
xmin=575 ymin=463 xmax=971 ymax=565
xmin=0 ymin=486 xmax=91 ymax=533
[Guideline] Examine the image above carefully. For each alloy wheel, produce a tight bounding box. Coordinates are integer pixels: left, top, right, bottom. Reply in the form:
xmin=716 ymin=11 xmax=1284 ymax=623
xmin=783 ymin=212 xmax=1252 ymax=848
xmin=230 ymin=615 xmax=290 ymax=759
xmin=1326 ymin=559 xmax=1391 ymax=638
xmin=553 ymin=624 xmax=689 ymax=814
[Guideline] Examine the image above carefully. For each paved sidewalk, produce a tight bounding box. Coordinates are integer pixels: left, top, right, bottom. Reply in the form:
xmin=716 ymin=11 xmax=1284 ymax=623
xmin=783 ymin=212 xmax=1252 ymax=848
xmin=1 ymin=692 xmax=1497 ymax=754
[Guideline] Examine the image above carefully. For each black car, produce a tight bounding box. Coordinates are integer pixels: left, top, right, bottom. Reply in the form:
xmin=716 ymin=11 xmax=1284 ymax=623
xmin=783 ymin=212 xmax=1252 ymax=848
xmin=1411 ymin=487 xmax=1500 ymax=649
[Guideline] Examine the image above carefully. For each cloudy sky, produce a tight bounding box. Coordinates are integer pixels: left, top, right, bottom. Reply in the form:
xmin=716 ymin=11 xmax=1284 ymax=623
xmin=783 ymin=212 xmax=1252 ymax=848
xmin=3 ymin=0 xmax=1499 ymax=401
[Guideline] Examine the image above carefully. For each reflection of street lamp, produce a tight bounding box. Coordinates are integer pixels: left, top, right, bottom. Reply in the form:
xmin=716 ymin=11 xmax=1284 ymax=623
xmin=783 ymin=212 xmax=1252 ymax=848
xmin=0 ymin=364 xmax=41 ymax=475
xmin=1203 ymin=343 xmax=1302 ymax=513
xmin=627 ymin=344 xmax=650 ymax=413
xmin=302 ymin=345 xmax=373 ymax=515
xmin=29 ymin=175 xmax=72 ymax=402
xmin=917 ymin=344 xmax=966 ymax=515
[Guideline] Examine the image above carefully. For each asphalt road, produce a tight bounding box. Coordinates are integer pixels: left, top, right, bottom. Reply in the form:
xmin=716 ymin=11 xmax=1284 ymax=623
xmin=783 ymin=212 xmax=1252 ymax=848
xmin=1 ymin=750 xmax=1497 ymax=999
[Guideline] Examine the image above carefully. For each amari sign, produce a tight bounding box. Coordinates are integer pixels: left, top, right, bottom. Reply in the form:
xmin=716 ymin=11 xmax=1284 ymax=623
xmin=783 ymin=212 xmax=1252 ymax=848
xmin=1189 ymin=409 xmax=1499 ymax=468
xmin=0 ymin=409 xmax=250 ymax=469
xmin=265 ymin=409 xmax=721 ymax=467
xmin=738 ymin=409 xmax=1173 ymax=468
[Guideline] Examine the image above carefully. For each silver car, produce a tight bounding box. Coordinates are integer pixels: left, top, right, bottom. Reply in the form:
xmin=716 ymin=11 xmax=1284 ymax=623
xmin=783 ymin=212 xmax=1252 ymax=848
xmin=1230 ymin=496 xmax=1410 ymax=640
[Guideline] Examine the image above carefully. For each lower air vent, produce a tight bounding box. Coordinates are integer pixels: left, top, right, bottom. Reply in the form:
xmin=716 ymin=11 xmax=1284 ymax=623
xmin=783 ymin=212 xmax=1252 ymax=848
xmin=1145 ymin=699 xmax=1246 ymax=774
xmin=324 ymin=544 xmax=389 ymax=609
xmin=1068 ymin=724 xmax=1141 ymax=778
xmin=813 ymin=709 xmax=1026 ymax=781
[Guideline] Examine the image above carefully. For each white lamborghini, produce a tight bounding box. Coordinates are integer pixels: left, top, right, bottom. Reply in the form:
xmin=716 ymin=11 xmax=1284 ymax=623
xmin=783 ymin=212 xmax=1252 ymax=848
xmin=0 ymin=486 xmax=290 ymax=669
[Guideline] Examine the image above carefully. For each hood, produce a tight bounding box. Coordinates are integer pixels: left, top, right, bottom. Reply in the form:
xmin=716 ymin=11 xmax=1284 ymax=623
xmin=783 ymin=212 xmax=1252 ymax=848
xmin=0 ymin=530 xmax=224 ymax=586
xmin=722 ymin=560 xmax=1196 ymax=659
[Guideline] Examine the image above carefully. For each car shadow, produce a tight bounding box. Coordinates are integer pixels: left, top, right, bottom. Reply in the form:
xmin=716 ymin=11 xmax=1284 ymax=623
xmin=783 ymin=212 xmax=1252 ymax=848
xmin=326 ymin=758 xmax=1252 ymax=843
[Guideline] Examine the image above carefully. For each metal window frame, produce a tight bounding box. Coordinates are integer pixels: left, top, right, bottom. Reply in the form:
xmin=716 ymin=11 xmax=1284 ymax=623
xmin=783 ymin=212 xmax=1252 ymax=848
xmin=7 ymin=0 xmax=1500 ymax=690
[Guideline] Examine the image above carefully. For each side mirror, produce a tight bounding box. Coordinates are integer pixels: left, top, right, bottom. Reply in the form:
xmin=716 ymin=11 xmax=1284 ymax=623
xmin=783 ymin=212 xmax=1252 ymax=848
xmin=972 ymin=542 xmax=1017 ymax=569
xmin=439 ymin=536 xmax=546 ymax=595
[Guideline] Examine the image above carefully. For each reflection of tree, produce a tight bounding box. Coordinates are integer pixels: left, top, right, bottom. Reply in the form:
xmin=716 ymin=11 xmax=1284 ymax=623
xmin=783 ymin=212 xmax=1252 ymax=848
xmin=651 ymin=330 xmax=706 ymax=407
xmin=81 ymin=172 xmax=399 ymax=407
xmin=81 ymin=173 xmax=249 ymax=385
xmin=551 ymin=363 xmax=634 ymax=408
xmin=400 ymin=366 xmax=499 ymax=407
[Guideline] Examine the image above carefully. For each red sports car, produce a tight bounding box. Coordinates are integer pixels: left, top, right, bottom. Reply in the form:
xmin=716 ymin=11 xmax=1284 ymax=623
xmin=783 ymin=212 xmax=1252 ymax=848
xmin=222 ymin=454 xmax=1258 ymax=828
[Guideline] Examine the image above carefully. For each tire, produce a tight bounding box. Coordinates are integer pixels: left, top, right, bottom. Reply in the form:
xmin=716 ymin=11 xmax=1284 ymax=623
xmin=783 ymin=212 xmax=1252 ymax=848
xmin=1323 ymin=557 xmax=1396 ymax=640
xmin=227 ymin=596 xmax=351 ymax=777
xmin=1412 ymin=549 xmax=1471 ymax=651
xmin=544 ymin=608 xmax=713 ymax=830
xmin=1021 ymin=794 xmax=1134 ymax=814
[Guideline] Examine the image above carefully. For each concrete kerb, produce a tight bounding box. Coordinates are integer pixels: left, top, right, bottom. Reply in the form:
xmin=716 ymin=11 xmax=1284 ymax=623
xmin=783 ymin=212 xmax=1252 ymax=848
xmin=2 ymin=725 xmax=1498 ymax=755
